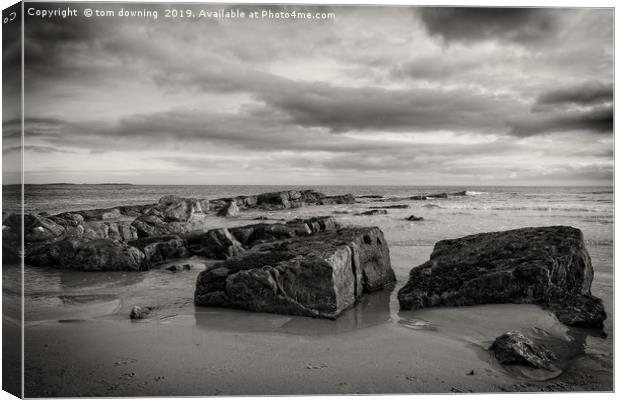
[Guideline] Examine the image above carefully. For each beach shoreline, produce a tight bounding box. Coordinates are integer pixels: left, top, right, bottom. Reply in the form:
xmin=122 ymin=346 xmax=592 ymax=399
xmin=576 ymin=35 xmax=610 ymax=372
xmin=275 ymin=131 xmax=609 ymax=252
xmin=3 ymin=185 xmax=612 ymax=395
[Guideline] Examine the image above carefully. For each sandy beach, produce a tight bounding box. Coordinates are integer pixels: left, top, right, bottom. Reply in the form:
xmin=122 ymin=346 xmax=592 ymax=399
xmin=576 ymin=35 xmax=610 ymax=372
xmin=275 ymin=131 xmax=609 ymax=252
xmin=16 ymin=188 xmax=613 ymax=396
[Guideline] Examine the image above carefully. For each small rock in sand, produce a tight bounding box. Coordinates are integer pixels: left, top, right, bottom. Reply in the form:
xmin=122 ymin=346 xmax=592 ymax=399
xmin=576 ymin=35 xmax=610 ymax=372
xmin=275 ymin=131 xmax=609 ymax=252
xmin=489 ymin=331 xmax=557 ymax=369
xmin=130 ymin=305 xmax=153 ymax=320
xmin=406 ymin=215 xmax=424 ymax=221
xmin=166 ymin=264 xmax=193 ymax=272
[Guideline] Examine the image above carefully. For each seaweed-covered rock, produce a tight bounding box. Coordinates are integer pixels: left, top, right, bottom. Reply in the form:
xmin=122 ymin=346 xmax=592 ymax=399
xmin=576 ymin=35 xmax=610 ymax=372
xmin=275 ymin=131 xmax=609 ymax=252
xmin=489 ymin=331 xmax=556 ymax=369
xmin=397 ymin=226 xmax=606 ymax=328
xmin=194 ymin=226 xmax=395 ymax=319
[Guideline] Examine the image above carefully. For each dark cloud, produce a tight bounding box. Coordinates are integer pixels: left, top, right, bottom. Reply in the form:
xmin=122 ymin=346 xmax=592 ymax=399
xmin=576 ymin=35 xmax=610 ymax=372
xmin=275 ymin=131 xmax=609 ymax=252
xmin=417 ymin=8 xmax=558 ymax=44
xmin=507 ymin=106 xmax=612 ymax=137
xmin=535 ymin=81 xmax=613 ymax=106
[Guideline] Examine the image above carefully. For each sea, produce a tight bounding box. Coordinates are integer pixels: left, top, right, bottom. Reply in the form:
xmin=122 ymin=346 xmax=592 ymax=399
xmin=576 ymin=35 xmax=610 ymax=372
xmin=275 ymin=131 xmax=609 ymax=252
xmin=1 ymin=184 xmax=614 ymax=393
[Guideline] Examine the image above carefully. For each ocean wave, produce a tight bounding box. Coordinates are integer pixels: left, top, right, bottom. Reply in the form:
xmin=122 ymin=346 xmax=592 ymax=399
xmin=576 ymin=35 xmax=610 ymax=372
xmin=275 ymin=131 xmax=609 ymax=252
xmin=422 ymin=204 xmax=444 ymax=209
xmin=491 ymin=206 xmax=602 ymax=212
xmin=465 ymin=190 xmax=487 ymax=196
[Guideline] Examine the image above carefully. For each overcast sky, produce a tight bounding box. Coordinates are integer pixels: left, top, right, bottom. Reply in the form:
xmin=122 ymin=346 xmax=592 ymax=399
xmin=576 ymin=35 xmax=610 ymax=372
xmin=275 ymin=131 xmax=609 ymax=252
xmin=2 ymin=4 xmax=613 ymax=185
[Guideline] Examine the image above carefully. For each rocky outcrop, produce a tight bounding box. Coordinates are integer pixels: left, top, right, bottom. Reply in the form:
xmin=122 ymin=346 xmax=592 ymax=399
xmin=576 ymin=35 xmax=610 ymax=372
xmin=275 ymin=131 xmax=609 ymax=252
xmin=489 ymin=331 xmax=556 ymax=369
xmin=194 ymin=226 xmax=395 ymax=319
xmin=406 ymin=215 xmax=424 ymax=221
xmin=397 ymin=226 xmax=606 ymax=328
xmin=210 ymin=190 xmax=355 ymax=212
xmin=11 ymin=189 xmax=358 ymax=271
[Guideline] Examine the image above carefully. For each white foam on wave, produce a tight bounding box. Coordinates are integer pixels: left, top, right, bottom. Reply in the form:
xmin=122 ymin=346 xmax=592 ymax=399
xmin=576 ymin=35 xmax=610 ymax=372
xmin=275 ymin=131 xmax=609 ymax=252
xmin=465 ymin=190 xmax=486 ymax=196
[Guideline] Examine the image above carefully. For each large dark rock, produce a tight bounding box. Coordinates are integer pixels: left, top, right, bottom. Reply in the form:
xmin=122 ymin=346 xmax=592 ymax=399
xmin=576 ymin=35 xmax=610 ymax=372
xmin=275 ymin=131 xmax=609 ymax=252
xmin=194 ymin=226 xmax=395 ymax=319
xmin=397 ymin=226 xmax=606 ymax=328
xmin=489 ymin=331 xmax=556 ymax=369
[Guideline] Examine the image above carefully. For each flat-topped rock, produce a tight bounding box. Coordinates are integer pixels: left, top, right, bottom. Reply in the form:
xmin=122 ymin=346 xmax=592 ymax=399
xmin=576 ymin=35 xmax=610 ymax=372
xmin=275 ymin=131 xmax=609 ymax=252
xmin=397 ymin=226 xmax=606 ymax=328
xmin=189 ymin=216 xmax=340 ymax=260
xmin=195 ymin=226 xmax=395 ymax=319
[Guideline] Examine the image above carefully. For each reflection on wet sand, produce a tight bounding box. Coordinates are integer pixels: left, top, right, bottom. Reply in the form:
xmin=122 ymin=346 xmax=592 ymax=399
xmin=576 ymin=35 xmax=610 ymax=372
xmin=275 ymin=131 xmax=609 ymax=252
xmin=194 ymin=285 xmax=394 ymax=335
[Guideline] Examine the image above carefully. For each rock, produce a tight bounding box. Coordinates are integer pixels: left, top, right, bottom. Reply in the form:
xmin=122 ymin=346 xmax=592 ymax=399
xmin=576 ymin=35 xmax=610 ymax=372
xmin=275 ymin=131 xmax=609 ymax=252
xmin=489 ymin=331 xmax=556 ymax=369
xmin=129 ymin=235 xmax=189 ymax=266
xmin=166 ymin=264 xmax=193 ymax=272
xmin=2 ymin=240 xmax=20 ymax=263
xmin=22 ymin=214 xmax=65 ymax=242
xmin=356 ymin=210 xmax=388 ymax=216
xmin=157 ymin=196 xmax=206 ymax=222
xmin=70 ymin=240 xmax=146 ymax=271
xmin=406 ymin=215 xmax=424 ymax=221
xmin=131 ymin=214 xmax=173 ymax=237
xmin=194 ymin=226 xmax=395 ymax=319
xmin=369 ymin=205 xmax=409 ymax=209
xmin=217 ymin=200 xmax=239 ymax=217
xmin=189 ymin=216 xmax=340 ymax=259
xmin=451 ymin=191 xmax=468 ymax=196
xmin=466 ymin=370 xmax=475 ymax=376
xmin=27 ymin=239 xmax=145 ymax=271
xmin=397 ymin=226 xmax=606 ymax=328
xmin=357 ymin=195 xmax=383 ymax=199
xmin=410 ymin=192 xmax=449 ymax=200
xmin=130 ymin=305 xmax=153 ymax=320
xmin=81 ymin=221 xmax=138 ymax=242
xmin=131 ymin=212 xmax=208 ymax=238
xmin=199 ymin=228 xmax=246 ymax=260
xmin=544 ymin=294 xmax=607 ymax=328
xmin=211 ymin=190 xmax=355 ymax=212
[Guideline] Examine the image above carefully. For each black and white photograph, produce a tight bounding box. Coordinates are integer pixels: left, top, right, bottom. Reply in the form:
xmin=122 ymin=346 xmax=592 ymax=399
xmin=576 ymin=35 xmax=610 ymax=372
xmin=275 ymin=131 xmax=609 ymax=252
xmin=0 ymin=0 xmax=615 ymax=397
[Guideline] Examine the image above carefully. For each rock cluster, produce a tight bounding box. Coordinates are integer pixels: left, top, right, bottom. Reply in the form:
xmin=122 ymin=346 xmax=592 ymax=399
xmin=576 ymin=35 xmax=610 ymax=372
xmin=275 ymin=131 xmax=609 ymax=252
xmin=3 ymin=190 xmax=357 ymax=271
xmin=209 ymin=190 xmax=355 ymax=212
xmin=397 ymin=226 xmax=606 ymax=328
xmin=194 ymin=226 xmax=395 ymax=319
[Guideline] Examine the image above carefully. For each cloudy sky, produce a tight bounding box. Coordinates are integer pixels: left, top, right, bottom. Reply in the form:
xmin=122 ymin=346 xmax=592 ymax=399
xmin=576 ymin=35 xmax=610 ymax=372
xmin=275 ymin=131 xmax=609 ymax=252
xmin=2 ymin=4 xmax=613 ymax=185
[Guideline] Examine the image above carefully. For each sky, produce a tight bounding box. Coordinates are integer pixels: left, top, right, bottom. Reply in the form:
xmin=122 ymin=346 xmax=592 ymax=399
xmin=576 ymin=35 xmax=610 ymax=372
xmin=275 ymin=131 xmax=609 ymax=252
xmin=1 ymin=3 xmax=614 ymax=185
